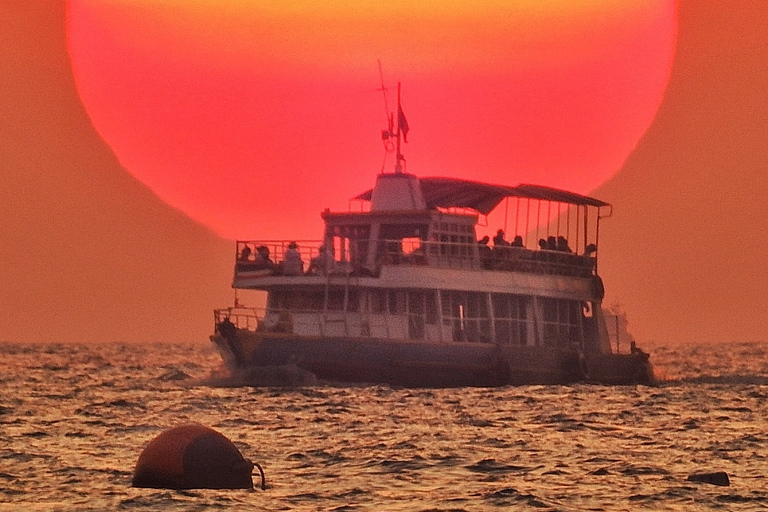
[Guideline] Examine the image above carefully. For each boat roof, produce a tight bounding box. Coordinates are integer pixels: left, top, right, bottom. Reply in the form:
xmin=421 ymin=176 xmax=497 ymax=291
xmin=354 ymin=176 xmax=609 ymax=215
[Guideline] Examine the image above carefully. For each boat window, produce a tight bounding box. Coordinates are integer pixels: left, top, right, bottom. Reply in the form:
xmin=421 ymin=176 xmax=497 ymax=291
xmin=425 ymin=291 xmax=438 ymax=325
xmin=270 ymin=290 xmax=328 ymax=311
xmin=407 ymin=291 xmax=426 ymax=339
xmin=305 ymin=292 xmax=325 ymax=311
xmin=408 ymin=291 xmax=423 ymax=313
xmin=329 ymin=224 xmax=370 ymax=266
xmin=347 ymin=290 xmax=359 ymax=312
xmin=327 ymin=290 xmax=345 ymax=311
xmin=388 ymin=290 xmax=406 ymax=314
xmin=380 ymin=223 xmax=427 ymax=240
xmin=369 ymin=290 xmax=387 ymax=314
xmin=441 ymin=290 xmax=453 ymax=317
xmin=441 ymin=291 xmax=491 ymax=343
xmin=540 ymin=298 xmax=581 ymax=347
xmin=268 ymin=291 xmax=282 ymax=309
xmin=402 ymin=237 xmax=421 ymax=254
xmin=378 ymin=224 xmax=428 ymax=264
xmin=492 ymin=293 xmax=528 ymax=345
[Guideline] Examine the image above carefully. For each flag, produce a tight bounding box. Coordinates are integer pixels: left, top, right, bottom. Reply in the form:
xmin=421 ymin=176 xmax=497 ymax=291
xmin=398 ymin=105 xmax=409 ymax=142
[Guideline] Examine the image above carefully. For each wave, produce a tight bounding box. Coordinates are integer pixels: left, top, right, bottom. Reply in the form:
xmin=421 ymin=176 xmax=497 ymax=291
xmin=660 ymin=374 xmax=768 ymax=386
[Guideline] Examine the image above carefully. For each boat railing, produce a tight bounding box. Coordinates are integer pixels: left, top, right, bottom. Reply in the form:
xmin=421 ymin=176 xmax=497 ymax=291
xmin=214 ymin=307 xmax=260 ymax=331
xmin=213 ymin=306 xmax=369 ymax=337
xmin=214 ymin=305 xmax=497 ymax=342
xmin=234 ymin=238 xmax=596 ymax=279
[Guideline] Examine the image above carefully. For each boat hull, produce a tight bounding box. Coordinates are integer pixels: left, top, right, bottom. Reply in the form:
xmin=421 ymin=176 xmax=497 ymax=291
xmin=211 ymin=330 xmax=653 ymax=387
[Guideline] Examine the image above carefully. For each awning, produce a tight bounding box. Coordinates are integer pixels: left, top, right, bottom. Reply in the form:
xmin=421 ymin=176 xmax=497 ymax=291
xmin=354 ymin=176 xmax=609 ymax=215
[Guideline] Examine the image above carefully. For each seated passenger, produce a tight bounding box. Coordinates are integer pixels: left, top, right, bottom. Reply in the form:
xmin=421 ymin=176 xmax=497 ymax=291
xmin=238 ymin=244 xmax=252 ymax=261
xmin=253 ymin=245 xmax=275 ymax=270
xmin=283 ymin=241 xmax=304 ymax=275
xmin=511 ymin=235 xmax=524 ymax=248
xmin=538 ymin=239 xmax=548 ymax=250
xmin=493 ymin=229 xmax=509 ymax=247
xmin=546 ymin=236 xmax=558 ymax=251
xmin=308 ymin=244 xmax=334 ymax=275
xmin=556 ymin=236 xmax=573 ymax=253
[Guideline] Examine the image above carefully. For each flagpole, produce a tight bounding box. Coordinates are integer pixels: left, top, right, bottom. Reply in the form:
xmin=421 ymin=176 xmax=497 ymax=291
xmin=395 ymin=82 xmax=403 ymax=174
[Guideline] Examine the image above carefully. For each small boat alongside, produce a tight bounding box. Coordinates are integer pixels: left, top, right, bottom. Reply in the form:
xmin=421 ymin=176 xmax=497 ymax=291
xmin=211 ymin=85 xmax=652 ymax=387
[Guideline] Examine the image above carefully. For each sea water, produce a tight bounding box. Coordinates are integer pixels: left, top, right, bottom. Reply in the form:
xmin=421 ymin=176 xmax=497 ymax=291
xmin=1 ymin=341 xmax=767 ymax=511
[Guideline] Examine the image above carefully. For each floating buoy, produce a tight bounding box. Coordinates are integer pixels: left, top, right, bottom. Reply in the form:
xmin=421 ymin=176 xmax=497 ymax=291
xmin=687 ymin=471 xmax=730 ymax=486
xmin=132 ymin=423 xmax=265 ymax=490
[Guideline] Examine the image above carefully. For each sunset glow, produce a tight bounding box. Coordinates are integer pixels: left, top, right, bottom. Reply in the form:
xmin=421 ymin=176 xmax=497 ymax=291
xmin=65 ymin=0 xmax=677 ymax=240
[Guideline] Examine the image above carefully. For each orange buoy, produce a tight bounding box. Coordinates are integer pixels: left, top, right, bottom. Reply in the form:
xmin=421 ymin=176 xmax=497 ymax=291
xmin=132 ymin=423 xmax=264 ymax=490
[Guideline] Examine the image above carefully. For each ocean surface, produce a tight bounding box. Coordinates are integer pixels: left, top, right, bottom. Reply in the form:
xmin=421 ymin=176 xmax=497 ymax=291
xmin=1 ymin=341 xmax=767 ymax=511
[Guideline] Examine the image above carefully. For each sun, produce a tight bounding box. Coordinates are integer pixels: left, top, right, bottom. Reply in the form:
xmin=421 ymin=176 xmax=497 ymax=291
xmin=65 ymin=0 xmax=677 ymax=240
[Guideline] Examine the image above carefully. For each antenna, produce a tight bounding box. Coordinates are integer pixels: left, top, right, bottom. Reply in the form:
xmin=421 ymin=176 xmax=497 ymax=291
xmin=378 ymin=61 xmax=395 ymax=165
xmin=377 ymin=60 xmax=391 ymax=122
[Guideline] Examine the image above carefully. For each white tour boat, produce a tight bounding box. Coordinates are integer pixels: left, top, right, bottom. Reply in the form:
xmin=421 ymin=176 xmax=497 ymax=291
xmin=211 ymin=85 xmax=653 ymax=387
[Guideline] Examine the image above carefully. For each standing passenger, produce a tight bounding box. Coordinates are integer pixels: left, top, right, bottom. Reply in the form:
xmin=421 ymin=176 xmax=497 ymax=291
xmin=478 ymin=236 xmax=492 ymax=269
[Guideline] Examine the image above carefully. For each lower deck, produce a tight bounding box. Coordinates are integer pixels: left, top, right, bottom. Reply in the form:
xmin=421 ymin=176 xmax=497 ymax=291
xmin=219 ymin=283 xmax=613 ymax=355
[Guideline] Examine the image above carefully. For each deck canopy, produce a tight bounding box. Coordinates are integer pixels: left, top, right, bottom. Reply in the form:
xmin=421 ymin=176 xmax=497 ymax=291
xmin=354 ymin=176 xmax=609 ymax=215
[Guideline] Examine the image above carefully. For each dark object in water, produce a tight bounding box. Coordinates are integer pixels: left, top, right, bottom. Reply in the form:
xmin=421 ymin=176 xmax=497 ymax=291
xmin=687 ymin=471 xmax=730 ymax=486
xmin=132 ymin=423 xmax=264 ymax=490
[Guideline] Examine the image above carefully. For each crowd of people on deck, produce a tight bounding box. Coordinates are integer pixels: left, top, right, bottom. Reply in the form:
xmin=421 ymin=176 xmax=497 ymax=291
xmin=236 ymin=229 xmax=595 ymax=278
xmin=237 ymin=242 xmax=335 ymax=276
xmin=478 ymin=229 xmax=594 ymax=275
xmin=481 ymin=229 xmax=574 ymax=253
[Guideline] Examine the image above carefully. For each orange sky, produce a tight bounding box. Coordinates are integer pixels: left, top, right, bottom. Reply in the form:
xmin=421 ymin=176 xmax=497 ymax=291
xmin=1 ymin=1 xmax=766 ymax=345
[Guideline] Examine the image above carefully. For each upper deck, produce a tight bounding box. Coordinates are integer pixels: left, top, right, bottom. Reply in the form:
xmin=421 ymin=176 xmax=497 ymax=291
xmin=234 ymin=237 xmax=596 ymax=283
xmin=232 ymin=173 xmax=609 ymax=291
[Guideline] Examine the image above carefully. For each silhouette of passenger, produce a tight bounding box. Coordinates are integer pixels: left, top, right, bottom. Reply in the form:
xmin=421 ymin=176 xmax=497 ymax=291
xmin=254 ymin=246 xmax=275 ymax=269
xmin=283 ymin=241 xmax=304 ymax=275
xmin=556 ymin=236 xmax=573 ymax=253
xmin=511 ymin=235 xmax=524 ymax=248
xmin=239 ymin=245 xmax=252 ymax=261
xmin=547 ymin=236 xmax=557 ymax=250
xmin=308 ymin=244 xmax=333 ymax=275
xmin=493 ymin=229 xmax=509 ymax=247
xmin=538 ymin=239 xmax=548 ymax=250
xmin=478 ymin=236 xmax=492 ymax=268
